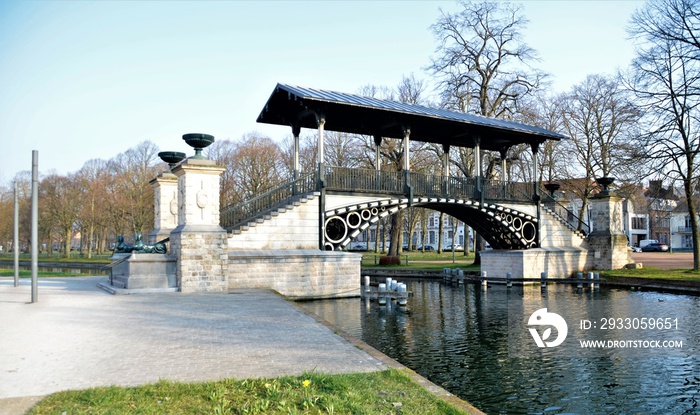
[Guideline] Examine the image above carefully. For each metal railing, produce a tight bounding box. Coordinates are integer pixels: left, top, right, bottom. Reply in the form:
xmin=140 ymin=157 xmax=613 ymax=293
xmin=325 ymin=166 xmax=404 ymax=194
xmin=541 ymin=190 xmax=591 ymax=236
xmin=220 ymin=172 xmax=317 ymax=231
xmin=220 ymin=165 xmax=557 ymax=231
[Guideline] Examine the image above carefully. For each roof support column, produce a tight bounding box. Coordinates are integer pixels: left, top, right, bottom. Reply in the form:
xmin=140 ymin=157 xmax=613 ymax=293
xmin=442 ymin=144 xmax=450 ymax=194
xmin=292 ymin=124 xmax=301 ymax=194
xmin=403 ymin=128 xmax=413 ymax=202
xmin=316 ymin=116 xmax=326 ymax=190
xmin=500 ymin=148 xmax=508 ymax=185
xmin=374 ymin=135 xmax=382 ymax=171
xmin=532 ymin=141 xmax=541 ymax=247
xmin=475 ymin=139 xmax=482 ymax=201
xmin=531 ymin=142 xmax=540 ymax=201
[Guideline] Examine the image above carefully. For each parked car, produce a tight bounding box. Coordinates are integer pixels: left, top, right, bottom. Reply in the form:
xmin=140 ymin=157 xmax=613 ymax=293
xmin=444 ymin=244 xmax=463 ymax=251
xmin=641 ymin=243 xmax=669 ymax=252
xmin=417 ymin=244 xmax=436 ymax=251
xmin=630 ymin=246 xmax=642 ymax=253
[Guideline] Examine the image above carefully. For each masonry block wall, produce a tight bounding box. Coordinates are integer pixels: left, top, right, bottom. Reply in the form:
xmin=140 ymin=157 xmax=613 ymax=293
xmin=227 ymin=250 xmax=361 ymax=299
xmin=539 ymin=209 xmax=587 ymax=248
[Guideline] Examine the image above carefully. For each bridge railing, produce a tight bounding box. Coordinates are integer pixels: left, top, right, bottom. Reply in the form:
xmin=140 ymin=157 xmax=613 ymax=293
xmin=220 ymin=172 xmax=317 ymax=231
xmin=482 ymin=179 xmax=533 ymax=202
xmin=325 ymin=166 xmax=404 ymax=194
xmin=409 ymin=172 xmax=478 ymax=199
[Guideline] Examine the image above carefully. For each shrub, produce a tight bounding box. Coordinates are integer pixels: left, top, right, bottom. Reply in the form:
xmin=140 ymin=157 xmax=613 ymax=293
xmin=378 ymin=256 xmax=401 ymax=266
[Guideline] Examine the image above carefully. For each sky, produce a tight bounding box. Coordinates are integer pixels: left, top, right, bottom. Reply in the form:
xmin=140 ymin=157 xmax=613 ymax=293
xmin=0 ymin=0 xmax=645 ymax=184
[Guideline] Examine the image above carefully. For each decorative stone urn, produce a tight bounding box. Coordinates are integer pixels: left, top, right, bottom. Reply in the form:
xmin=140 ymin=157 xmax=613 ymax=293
xmin=158 ymin=151 xmax=186 ymax=172
xmin=544 ymin=182 xmax=561 ymax=198
xmin=183 ymin=133 xmax=215 ymax=160
xmin=596 ymin=177 xmax=615 ymax=196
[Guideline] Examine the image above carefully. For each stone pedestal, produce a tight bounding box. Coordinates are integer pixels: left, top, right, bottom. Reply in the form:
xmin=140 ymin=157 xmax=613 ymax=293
xmin=108 ymin=253 xmax=177 ymax=291
xmin=587 ymin=193 xmax=632 ymax=270
xmin=170 ymin=158 xmax=228 ymax=292
xmin=148 ymin=172 xmax=178 ymax=244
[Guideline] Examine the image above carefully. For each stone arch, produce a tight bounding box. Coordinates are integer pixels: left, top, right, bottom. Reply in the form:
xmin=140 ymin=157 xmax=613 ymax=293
xmin=323 ymin=197 xmax=538 ymax=251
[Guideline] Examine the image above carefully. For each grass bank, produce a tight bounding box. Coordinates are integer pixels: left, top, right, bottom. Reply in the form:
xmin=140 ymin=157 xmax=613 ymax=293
xmin=0 ymin=253 xmax=110 ymax=263
xmin=599 ymin=267 xmax=700 ymax=283
xmin=29 ymin=369 xmax=468 ymax=415
xmin=0 ymin=268 xmax=89 ymax=278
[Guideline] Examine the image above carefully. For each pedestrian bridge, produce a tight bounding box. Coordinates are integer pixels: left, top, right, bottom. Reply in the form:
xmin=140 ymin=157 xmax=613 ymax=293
xmin=220 ymin=165 xmax=588 ymax=252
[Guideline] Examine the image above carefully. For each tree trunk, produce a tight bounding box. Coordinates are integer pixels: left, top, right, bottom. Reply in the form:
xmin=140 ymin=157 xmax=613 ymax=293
xmin=464 ymin=225 xmax=471 ymax=256
xmin=437 ymin=212 xmax=444 ymax=254
xmin=374 ymin=223 xmax=380 ymax=253
xmin=389 ymin=214 xmax=401 ymax=256
xmin=64 ymin=228 xmax=71 ymax=258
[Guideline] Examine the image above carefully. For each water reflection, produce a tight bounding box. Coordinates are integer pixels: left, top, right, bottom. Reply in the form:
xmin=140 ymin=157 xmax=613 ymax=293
xmin=300 ymin=281 xmax=700 ymax=414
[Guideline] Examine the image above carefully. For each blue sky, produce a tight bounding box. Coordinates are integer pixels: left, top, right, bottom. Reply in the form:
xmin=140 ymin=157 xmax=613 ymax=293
xmin=0 ymin=0 xmax=644 ymax=183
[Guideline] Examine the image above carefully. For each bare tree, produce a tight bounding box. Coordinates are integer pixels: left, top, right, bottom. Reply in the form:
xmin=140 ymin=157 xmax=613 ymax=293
xmin=430 ymin=0 xmax=547 ymax=263
xmin=231 ymin=133 xmax=285 ymax=199
xmin=105 ymin=141 xmax=160 ymax=238
xmin=430 ymin=0 xmax=547 ymax=118
xmin=75 ymin=159 xmax=110 ymax=257
xmin=627 ymin=0 xmax=700 ymax=268
xmin=41 ymin=173 xmax=82 ymax=257
xmin=560 ymin=74 xmax=642 ymax=227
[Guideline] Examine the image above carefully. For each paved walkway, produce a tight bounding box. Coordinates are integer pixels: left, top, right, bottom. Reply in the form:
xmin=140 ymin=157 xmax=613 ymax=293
xmin=0 ymin=276 xmax=386 ymax=414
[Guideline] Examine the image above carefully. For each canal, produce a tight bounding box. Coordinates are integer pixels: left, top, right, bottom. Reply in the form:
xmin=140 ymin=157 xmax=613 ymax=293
xmin=299 ymin=281 xmax=700 ymax=414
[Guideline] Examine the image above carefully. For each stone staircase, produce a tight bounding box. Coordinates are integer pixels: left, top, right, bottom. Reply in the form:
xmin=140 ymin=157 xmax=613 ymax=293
xmin=541 ymin=204 xmax=588 ymax=239
xmin=230 ymin=192 xmax=320 ymax=235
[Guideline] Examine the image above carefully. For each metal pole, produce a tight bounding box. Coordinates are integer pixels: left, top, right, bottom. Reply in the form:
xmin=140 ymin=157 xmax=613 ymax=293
xmin=13 ymin=181 xmax=19 ymax=287
xmin=31 ymin=150 xmax=38 ymax=303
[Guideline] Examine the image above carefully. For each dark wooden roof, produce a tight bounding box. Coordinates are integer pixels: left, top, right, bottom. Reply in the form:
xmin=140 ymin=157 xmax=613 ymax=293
xmin=257 ymin=83 xmax=567 ymax=152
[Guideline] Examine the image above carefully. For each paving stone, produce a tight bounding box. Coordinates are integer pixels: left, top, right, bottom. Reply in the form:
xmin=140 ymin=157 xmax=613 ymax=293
xmin=0 ymin=276 xmax=385 ymax=414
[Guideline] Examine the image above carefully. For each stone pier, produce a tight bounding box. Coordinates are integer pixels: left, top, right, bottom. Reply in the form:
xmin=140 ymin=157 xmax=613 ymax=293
xmin=169 ymin=158 xmax=229 ymax=293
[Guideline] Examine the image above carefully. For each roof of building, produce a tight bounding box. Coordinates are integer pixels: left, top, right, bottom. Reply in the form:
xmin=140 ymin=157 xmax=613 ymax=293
xmin=257 ymin=83 xmax=567 ymax=152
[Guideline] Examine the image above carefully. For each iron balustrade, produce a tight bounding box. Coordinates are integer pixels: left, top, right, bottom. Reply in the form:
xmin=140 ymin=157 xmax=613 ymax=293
xmin=325 ymin=166 xmax=404 ymax=194
xmin=220 ymin=172 xmax=317 ymax=232
xmin=219 ymin=165 xmax=585 ymax=235
xmin=482 ymin=179 xmax=533 ymax=202
xmin=541 ymin=191 xmax=591 ymax=236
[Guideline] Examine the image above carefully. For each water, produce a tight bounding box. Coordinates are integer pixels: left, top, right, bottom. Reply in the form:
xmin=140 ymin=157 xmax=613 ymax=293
xmin=299 ymin=281 xmax=700 ymax=414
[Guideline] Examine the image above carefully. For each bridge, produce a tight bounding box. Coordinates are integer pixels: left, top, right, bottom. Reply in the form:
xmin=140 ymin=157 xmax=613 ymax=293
xmin=221 ymin=84 xmax=587 ymax=253
xmin=136 ymin=84 xmax=631 ymax=299
xmin=220 ymin=166 xmax=588 ymax=252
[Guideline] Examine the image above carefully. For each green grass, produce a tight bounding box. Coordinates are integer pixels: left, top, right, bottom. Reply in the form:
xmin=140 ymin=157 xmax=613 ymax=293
xmin=29 ymin=369 xmax=468 ymax=415
xmin=0 ymin=268 xmax=91 ymax=278
xmin=0 ymin=253 xmax=111 ymax=263
xmin=600 ymin=267 xmax=700 ymax=283
xmin=360 ymin=250 xmax=477 ymax=269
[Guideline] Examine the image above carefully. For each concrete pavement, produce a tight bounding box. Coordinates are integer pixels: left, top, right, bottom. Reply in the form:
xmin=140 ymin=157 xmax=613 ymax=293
xmin=0 ymin=276 xmax=386 ymax=414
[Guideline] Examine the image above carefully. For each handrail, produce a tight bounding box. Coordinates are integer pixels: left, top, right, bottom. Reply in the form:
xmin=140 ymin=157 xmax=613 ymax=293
xmin=220 ymin=172 xmax=317 ymax=231
xmin=540 ymin=188 xmax=590 ymax=236
xmin=325 ymin=166 xmax=404 ymax=194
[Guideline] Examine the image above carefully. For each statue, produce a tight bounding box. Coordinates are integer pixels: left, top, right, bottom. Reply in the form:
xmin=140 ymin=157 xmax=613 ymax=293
xmin=114 ymin=233 xmax=167 ymax=254
xmin=114 ymin=235 xmax=134 ymax=253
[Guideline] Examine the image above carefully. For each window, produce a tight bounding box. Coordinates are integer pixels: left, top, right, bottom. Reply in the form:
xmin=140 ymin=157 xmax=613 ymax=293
xmin=684 ymin=235 xmax=693 ymax=248
xmin=631 ymin=217 xmax=647 ymax=230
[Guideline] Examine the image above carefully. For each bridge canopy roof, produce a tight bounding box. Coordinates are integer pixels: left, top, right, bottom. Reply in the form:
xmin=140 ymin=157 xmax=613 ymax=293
xmin=257 ymin=83 xmax=567 ymax=151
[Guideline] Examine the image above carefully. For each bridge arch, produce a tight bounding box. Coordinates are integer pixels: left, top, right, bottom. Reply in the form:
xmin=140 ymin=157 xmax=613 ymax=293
xmin=323 ymin=197 xmax=538 ymax=251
